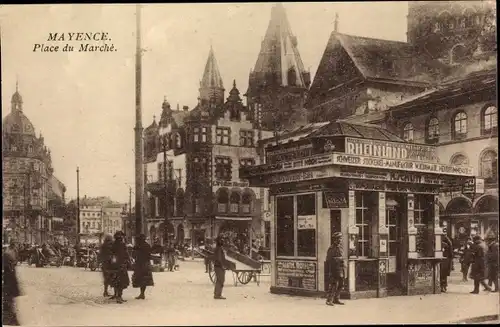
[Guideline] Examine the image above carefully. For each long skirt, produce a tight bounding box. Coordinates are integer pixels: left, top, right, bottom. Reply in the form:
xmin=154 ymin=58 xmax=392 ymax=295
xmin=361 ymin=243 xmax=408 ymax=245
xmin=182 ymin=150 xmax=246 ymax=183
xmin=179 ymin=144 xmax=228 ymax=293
xmin=110 ymin=266 xmax=130 ymax=290
xmin=102 ymin=264 xmax=113 ymax=285
xmin=132 ymin=263 xmax=154 ymax=288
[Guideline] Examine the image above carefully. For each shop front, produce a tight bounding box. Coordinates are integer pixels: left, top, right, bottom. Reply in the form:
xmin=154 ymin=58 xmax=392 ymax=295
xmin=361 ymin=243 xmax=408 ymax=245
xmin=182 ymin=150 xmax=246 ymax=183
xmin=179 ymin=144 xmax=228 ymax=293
xmin=241 ymin=122 xmax=474 ymax=299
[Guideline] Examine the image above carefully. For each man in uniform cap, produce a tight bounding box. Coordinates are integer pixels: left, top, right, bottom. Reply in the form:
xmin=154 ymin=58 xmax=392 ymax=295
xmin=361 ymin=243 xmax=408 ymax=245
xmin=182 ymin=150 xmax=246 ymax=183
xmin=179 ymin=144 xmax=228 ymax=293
xmin=325 ymin=232 xmax=345 ymax=306
xmin=213 ymin=236 xmax=227 ymax=299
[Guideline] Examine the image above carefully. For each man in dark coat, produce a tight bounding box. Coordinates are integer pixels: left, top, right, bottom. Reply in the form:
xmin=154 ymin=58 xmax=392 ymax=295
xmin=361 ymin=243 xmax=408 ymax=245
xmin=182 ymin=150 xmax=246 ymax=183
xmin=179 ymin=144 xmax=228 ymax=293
xmin=470 ymin=235 xmax=492 ymax=294
xmin=326 ymin=232 xmax=345 ymax=306
xmin=132 ymin=234 xmax=154 ymax=299
xmin=459 ymin=240 xmax=474 ymax=282
xmin=99 ymin=234 xmax=114 ymax=297
xmin=486 ymin=235 xmax=499 ymax=292
xmin=110 ymin=231 xmax=131 ymax=303
xmin=440 ymin=234 xmax=454 ymax=292
xmin=213 ymin=236 xmax=227 ymax=300
xmin=3 ymin=241 xmax=21 ymax=326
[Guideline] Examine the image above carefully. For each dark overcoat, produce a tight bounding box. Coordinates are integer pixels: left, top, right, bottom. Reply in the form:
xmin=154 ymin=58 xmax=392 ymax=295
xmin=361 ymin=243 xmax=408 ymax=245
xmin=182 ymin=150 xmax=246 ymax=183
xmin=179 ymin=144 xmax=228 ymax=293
xmin=109 ymin=240 xmax=130 ymax=289
xmin=132 ymin=242 xmax=154 ymax=288
xmin=326 ymin=244 xmax=345 ymax=280
xmin=99 ymin=241 xmax=114 ymax=285
xmin=470 ymin=241 xmax=488 ymax=280
xmin=2 ymin=248 xmax=21 ymax=298
xmin=487 ymin=241 xmax=499 ymax=272
xmin=441 ymin=237 xmax=454 ymax=277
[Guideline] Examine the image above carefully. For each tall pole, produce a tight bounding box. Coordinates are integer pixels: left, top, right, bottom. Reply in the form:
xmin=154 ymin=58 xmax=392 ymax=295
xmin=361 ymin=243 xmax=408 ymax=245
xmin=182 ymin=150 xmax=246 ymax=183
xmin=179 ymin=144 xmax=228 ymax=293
xmin=162 ymin=136 xmax=169 ymax=244
xmin=129 ymin=186 xmax=132 ymax=242
xmin=76 ymin=167 xmax=80 ymax=245
xmin=134 ymin=3 xmax=145 ymax=237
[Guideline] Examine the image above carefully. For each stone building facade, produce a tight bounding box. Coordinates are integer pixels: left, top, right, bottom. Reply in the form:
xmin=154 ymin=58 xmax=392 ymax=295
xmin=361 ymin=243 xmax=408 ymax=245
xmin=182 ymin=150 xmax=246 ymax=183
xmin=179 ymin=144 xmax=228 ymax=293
xmin=2 ymin=85 xmax=65 ymax=244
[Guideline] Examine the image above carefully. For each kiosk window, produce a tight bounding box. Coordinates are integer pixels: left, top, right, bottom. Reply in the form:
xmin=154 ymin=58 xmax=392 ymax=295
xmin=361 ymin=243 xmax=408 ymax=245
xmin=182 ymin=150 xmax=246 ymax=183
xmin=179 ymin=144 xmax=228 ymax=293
xmin=356 ymin=192 xmax=372 ymax=257
xmin=297 ymin=193 xmax=316 ymax=257
xmin=276 ymin=196 xmax=294 ymax=257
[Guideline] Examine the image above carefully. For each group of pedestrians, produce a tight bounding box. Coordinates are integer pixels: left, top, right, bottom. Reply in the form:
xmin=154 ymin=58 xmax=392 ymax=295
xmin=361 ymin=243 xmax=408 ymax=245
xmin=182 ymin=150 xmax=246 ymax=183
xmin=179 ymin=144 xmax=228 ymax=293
xmin=99 ymin=231 xmax=154 ymax=303
xmin=456 ymin=234 xmax=499 ymax=293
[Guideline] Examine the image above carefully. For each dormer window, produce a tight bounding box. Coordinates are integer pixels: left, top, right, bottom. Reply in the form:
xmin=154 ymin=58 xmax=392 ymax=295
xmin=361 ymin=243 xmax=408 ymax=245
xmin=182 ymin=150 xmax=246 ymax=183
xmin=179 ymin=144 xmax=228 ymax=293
xmin=402 ymin=123 xmax=414 ymax=142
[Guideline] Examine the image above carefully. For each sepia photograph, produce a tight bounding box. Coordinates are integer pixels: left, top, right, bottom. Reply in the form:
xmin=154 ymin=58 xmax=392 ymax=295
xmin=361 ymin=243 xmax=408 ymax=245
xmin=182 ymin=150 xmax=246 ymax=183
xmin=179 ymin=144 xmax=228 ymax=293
xmin=1 ymin=1 xmax=499 ymax=325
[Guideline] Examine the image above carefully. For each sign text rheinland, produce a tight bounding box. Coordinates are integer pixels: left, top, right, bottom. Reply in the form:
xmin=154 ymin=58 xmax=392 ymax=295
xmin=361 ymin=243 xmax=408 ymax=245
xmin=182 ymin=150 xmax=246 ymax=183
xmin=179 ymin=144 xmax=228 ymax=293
xmin=345 ymin=137 xmax=438 ymax=163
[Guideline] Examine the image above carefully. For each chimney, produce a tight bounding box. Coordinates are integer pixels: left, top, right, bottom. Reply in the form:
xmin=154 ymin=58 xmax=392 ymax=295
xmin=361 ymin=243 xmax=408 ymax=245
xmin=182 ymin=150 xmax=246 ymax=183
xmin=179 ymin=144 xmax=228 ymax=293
xmin=183 ymin=105 xmax=189 ymax=111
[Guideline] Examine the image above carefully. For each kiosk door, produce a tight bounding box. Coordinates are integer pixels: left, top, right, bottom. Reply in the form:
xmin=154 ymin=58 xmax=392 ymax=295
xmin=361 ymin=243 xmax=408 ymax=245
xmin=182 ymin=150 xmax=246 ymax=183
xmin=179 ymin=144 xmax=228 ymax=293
xmin=386 ymin=205 xmax=404 ymax=295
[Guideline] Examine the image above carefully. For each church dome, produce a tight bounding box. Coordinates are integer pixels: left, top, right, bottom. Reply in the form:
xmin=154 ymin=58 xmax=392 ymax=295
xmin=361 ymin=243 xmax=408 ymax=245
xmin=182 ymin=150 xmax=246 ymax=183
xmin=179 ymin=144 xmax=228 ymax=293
xmin=2 ymin=110 xmax=36 ymax=136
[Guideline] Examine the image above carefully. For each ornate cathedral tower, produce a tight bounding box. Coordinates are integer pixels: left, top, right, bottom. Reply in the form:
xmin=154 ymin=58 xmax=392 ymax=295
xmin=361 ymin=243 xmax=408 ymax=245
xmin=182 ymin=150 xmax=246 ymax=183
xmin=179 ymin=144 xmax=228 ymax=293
xmin=407 ymin=1 xmax=496 ymax=65
xmin=199 ymin=45 xmax=225 ymax=106
xmin=245 ymin=3 xmax=311 ymax=131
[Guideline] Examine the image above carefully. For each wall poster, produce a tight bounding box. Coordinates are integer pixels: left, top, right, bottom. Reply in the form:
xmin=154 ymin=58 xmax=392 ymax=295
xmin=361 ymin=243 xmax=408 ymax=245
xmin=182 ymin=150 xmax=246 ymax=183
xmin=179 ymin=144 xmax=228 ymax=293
xmin=276 ymin=260 xmax=317 ymax=291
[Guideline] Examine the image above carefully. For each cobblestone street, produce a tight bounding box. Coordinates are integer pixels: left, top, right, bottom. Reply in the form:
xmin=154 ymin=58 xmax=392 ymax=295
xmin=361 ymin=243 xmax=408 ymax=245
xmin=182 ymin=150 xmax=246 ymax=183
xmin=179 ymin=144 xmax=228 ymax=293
xmin=10 ymin=260 xmax=499 ymax=326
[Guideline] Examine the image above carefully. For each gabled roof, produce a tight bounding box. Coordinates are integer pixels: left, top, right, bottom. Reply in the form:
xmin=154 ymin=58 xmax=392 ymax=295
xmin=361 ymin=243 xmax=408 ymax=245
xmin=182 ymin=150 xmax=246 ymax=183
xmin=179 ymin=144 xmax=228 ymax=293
xmin=335 ymin=32 xmax=435 ymax=84
xmin=309 ymin=32 xmax=436 ymax=98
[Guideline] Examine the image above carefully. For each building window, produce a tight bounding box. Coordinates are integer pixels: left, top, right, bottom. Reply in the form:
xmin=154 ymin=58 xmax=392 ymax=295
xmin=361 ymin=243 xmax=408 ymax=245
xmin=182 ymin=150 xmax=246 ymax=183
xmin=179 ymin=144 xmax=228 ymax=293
xmin=230 ymin=192 xmax=240 ymax=213
xmin=386 ymin=206 xmax=398 ymax=257
xmin=195 ymin=198 xmax=201 ymax=214
xmin=482 ymin=105 xmax=498 ymax=135
xmin=480 ymin=150 xmax=498 ymax=182
xmin=216 ymin=127 xmax=231 ymax=145
xmin=176 ymin=191 xmax=184 ymax=216
xmin=426 ymin=117 xmax=439 ymax=142
xmin=453 ymin=111 xmax=468 ymax=139
xmin=239 ymin=130 xmax=254 ymax=147
xmin=193 ymin=157 xmax=208 ymax=177
xmin=240 ymin=158 xmax=255 ymax=167
xmin=450 ymin=153 xmax=469 ymax=166
xmin=276 ymin=196 xmax=295 ymax=257
xmin=215 ymin=157 xmax=232 ymax=180
xmin=356 ymin=192 xmax=372 ymax=257
xmin=217 ymin=189 xmax=229 ymax=213
xmin=414 ymin=196 xmax=426 ymax=225
xmin=241 ymin=191 xmax=252 ymax=214
xmin=193 ymin=127 xmax=208 ymax=143
xmin=297 ymin=193 xmax=316 ymax=257
xmin=402 ymin=123 xmax=414 ymax=142
xmin=175 ymin=133 xmax=182 ymax=148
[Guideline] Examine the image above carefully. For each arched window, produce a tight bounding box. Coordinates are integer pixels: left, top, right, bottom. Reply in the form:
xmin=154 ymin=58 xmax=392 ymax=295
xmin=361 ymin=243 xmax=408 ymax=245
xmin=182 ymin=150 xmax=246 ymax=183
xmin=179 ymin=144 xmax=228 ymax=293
xmin=480 ymin=150 xmax=498 ymax=182
xmin=452 ymin=111 xmax=468 ymax=139
xmin=482 ymin=105 xmax=498 ymax=135
xmin=217 ymin=189 xmax=229 ymax=213
xmin=402 ymin=123 xmax=414 ymax=142
xmin=241 ymin=191 xmax=253 ymax=214
xmin=426 ymin=117 xmax=439 ymax=142
xmin=450 ymin=153 xmax=469 ymax=166
xmin=230 ymin=192 xmax=241 ymax=213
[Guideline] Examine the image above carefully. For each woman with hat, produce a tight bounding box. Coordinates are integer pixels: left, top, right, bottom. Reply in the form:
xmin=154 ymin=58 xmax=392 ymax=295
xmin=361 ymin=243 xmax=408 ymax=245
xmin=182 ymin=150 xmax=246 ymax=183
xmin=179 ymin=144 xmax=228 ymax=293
xmin=132 ymin=234 xmax=154 ymax=299
xmin=110 ymin=231 xmax=131 ymax=303
xmin=99 ymin=233 xmax=114 ymax=298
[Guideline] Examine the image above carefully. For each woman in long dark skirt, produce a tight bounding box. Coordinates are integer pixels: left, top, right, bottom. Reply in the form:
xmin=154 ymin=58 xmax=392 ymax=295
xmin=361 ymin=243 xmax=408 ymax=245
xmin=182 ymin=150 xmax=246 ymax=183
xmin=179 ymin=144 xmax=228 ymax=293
xmin=132 ymin=234 xmax=154 ymax=299
xmin=99 ymin=234 xmax=114 ymax=297
xmin=110 ymin=231 xmax=130 ymax=304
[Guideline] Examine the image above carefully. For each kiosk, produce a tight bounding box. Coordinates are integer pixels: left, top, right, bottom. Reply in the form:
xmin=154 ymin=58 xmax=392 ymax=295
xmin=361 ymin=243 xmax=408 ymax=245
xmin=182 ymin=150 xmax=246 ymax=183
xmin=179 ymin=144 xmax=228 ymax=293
xmin=240 ymin=121 xmax=475 ymax=299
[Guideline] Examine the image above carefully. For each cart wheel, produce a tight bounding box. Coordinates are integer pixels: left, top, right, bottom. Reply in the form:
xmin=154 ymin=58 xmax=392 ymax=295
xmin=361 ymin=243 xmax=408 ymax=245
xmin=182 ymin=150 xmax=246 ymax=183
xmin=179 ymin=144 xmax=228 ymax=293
xmin=209 ymin=265 xmax=217 ymax=284
xmin=237 ymin=271 xmax=253 ymax=285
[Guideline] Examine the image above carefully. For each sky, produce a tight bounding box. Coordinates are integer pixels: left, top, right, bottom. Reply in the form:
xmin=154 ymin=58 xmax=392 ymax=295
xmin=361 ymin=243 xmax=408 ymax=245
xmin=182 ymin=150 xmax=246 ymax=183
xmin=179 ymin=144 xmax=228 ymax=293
xmin=1 ymin=2 xmax=408 ymax=203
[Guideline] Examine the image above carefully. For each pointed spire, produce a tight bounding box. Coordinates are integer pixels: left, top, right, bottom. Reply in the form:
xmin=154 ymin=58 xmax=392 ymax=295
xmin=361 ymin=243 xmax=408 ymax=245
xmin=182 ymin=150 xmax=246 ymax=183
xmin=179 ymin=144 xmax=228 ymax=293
xmin=176 ymin=103 xmax=180 ymax=111
xmin=199 ymin=45 xmax=225 ymax=104
xmin=334 ymin=13 xmax=339 ymax=32
xmin=16 ymin=75 xmax=19 ymax=92
xmin=250 ymin=2 xmax=308 ymax=88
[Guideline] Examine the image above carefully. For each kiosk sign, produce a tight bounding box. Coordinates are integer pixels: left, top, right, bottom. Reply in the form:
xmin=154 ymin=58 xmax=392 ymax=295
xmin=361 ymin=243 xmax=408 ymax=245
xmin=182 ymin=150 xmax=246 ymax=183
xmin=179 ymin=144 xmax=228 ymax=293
xmin=345 ymin=137 xmax=438 ymax=163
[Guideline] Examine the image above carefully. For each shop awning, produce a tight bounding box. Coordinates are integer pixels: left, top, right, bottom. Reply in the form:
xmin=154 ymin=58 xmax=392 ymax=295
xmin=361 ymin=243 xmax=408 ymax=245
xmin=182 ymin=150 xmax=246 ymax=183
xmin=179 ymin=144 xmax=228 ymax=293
xmin=215 ymin=216 xmax=252 ymax=221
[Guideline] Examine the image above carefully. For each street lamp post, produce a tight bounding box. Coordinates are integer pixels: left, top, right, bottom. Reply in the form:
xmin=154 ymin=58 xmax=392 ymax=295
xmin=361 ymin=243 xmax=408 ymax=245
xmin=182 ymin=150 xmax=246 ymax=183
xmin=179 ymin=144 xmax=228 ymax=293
xmin=134 ymin=3 xmax=145 ymax=237
xmin=76 ymin=167 xmax=80 ymax=245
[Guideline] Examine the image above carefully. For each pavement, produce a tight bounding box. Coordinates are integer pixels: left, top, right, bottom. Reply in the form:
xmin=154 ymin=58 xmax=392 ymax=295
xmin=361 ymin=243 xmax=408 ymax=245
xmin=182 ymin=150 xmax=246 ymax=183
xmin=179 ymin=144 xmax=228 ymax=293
xmin=9 ymin=259 xmax=500 ymax=326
